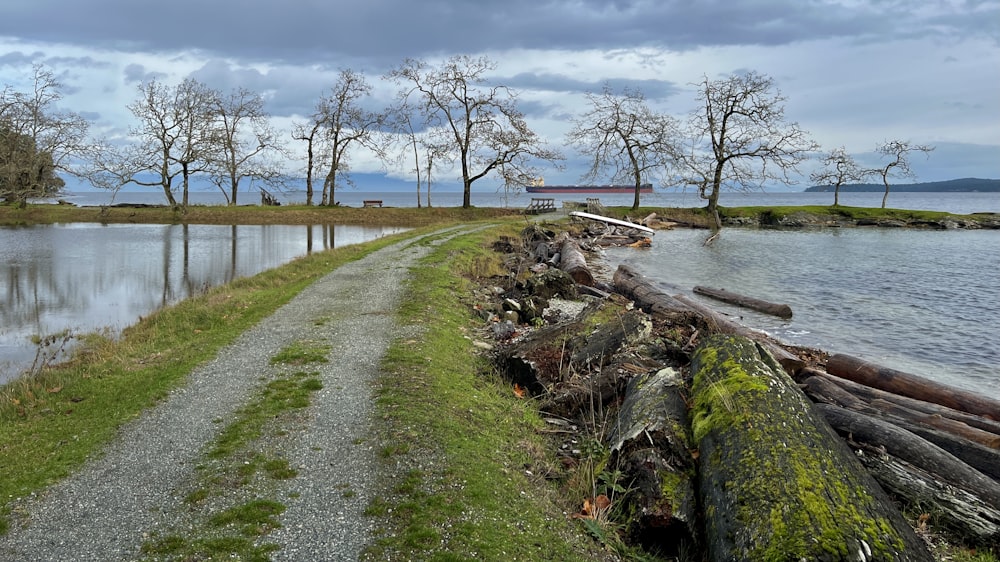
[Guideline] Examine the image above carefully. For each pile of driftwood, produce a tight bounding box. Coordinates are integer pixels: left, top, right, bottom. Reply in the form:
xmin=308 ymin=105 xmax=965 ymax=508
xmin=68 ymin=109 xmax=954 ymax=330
xmin=487 ymin=224 xmax=999 ymax=561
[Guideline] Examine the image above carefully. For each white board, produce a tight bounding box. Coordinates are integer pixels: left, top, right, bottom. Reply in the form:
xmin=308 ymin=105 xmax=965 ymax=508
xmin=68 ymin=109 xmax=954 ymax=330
xmin=569 ymin=211 xmax=655 ymax=235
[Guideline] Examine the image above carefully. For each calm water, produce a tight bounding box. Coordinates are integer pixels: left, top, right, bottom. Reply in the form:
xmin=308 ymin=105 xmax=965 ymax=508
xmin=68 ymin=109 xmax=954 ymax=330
xmin=604 ymin=227 xmax=1000 ymax=396
xmin=0 ymin=223 xmax=406 ymax=382
xmin=53 ymin=188 xmax=1000 ymax=215
xmin=9 ymin=190 xmax=1000 ymax=393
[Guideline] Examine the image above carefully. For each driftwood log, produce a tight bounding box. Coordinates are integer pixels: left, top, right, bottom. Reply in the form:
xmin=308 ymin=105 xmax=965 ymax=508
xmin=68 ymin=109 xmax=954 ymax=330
xmin=613 ymin=265 xmax=695 ymax=323
xmin=801 ymin=373 xmax=1000 ymax=453
xmin=673 ymin=294 xmax=803 ymax=373
xmin=612 ymin=265 xmax=803 ymax=372
xmin=606 ymin=367 xmax=700 ymax=554
xmin=691 ymin=334 xmax=932 ymax=562
xmin=693 ymin=285 xmax=793 ymax=319
xmin=826 ymin=354 xmax=1000 ymax=420
xmin=818 ymin=402 xmax=1000 ymax=510
xmin=848 ymin=441 xmax=1000 ymax=546
xmin=800 ymin=370 xmax=1000 ymax=539
xmin=802 ymin=368 xmax=1000 ymax=439
xmin=559 ymin=238 xmax=595 ymax=286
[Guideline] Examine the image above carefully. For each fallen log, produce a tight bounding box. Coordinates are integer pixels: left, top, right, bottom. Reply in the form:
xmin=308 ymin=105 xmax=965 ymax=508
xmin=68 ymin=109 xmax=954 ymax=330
xmin=613 ymin=265 xmax=697 ymax=323
xmin=607 ymin=367 xmax=700 ymax=555
xmin=559 ymin=238 xmax=595 ymax=286
xmin=569 ymin=308 xmax=651 ymax=368
xmin=674 ymin=294 xmax=803 ymax=374
xmin=693 ymin=286 xmax=793 ymax=319
xmin=803 ymin=374 xmax=1000 ymax=481
xmin=612 ymin=265 xmax=803 ymax=372
xmin=817 ymin=403 xmax=1000 ymax=511
xmin=802 ymin=371 xmax=1000 ymax=450
xmin=691 ymin=334 xmax=932 ymax=562
xmin=853 ymin=446 xmax=1000 ymax=547
xmin=801 ymin=368 xmax=1000 ymax=438
xmin=827 ymin=354 xmax=1000 ymax=420
xmin=569 ymin=211 xmax=655 ymax=235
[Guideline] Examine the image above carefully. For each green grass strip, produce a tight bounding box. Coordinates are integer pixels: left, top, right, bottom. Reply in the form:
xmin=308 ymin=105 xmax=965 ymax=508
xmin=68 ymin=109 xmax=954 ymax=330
xmin=363 ymin=223 xmax=605 ymax=561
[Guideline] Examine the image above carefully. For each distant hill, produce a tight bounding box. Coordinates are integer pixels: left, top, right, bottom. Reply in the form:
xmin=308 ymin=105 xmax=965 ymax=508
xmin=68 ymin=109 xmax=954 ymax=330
xmin=804 ymin=178 xmax=1000 ymax=193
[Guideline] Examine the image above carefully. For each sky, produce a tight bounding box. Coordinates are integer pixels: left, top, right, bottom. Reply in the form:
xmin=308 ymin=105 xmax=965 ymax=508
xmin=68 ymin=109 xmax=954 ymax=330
xmin=1 ymin=0 xmax=998 ymax=193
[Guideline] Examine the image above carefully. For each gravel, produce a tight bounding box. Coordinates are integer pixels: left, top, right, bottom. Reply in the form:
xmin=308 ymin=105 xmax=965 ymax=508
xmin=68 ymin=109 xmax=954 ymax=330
xmin=0 ymin=226 xmax=473 ymax=562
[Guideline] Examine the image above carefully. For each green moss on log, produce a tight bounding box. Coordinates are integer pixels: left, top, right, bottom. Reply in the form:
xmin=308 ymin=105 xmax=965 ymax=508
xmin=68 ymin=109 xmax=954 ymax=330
xmin=691 ymin=334 xmax=929 ymax=562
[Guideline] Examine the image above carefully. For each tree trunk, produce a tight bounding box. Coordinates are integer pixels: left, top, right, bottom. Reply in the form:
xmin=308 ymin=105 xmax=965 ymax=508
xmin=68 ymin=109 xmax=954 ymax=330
xmin=559 ymin=238 xmax=594 ymax=286
xmin=693 ymin=285 xmax=793 ymax=319
xmin=826 ymin=354 xmax=1000 ymax=420
xmin=691 ymin=334 xmax=932 ymax=562
xmin=607 ymin=367 xmax=700 ymax=555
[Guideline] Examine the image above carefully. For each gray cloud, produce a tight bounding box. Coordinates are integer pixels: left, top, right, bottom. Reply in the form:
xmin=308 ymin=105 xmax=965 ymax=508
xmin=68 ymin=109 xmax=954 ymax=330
xmin=4 ymin=0 xmax=993 ymax=67
xmin=1 ymin=0 xmax=997 ymax=183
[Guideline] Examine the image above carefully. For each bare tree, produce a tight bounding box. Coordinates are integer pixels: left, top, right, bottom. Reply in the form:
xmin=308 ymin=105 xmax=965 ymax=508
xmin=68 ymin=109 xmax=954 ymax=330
xmin=872 ymin=140 xmax=934 ymax=208
xmin=387 ymin=55 xmax=561 ymax=208
xmin=680 ymin=71 xmax=818 ymax=229
xmin=810 ymin=146 xmax=870 ymax=206
xmin=384 ymin=84 xmax=457 ymax=208
xmin=128 ymin=78 xmax=215 ymax=208
xmin=308 ymin=69 xmax=384 ymax=207
xmin=291 ymin=119 xmax=323 ymax=206
xmin=0 ymin=65 xmax=88 ymax=206
xmin=207 ymin=87 xmax=283 ymax=206
xmin=567 ymin=84 xmax=679 ymax=210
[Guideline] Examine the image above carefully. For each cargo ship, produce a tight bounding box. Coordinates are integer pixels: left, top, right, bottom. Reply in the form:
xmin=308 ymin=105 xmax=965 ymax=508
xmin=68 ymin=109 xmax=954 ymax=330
xmin=525 ymin=177 xmax=652 ymax=194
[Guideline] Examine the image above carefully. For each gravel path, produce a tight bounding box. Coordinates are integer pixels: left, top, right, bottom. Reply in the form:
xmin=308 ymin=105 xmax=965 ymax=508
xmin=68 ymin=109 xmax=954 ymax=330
xmin=0 ymin=226 xmax=473 ymax=562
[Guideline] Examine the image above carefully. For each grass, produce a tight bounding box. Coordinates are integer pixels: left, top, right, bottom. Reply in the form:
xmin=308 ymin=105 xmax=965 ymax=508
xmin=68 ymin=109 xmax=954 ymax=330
xmin=0 ymin=201 xmax=522 ymax=227
xmin=362 ymin=222 xmax=606 ymax=561
xmin=0 ymin=226 xmax=426 ymax=534
xmin=139 ymin=357 xmax=325 ymax=560
xmin=716 ymin=204 xmax=974 ymax=224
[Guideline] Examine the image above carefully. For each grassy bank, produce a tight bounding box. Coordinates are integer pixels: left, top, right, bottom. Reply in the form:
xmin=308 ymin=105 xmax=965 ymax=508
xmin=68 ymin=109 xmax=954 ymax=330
xmin=362 ymin=223 xmax=607 ymax=560
xmin=0 ymin=202 xmax=522 ymax=227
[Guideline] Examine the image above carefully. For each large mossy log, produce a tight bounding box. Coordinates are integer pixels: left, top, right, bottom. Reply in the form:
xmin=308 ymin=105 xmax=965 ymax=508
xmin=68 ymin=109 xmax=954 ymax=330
xmin=826 ymin=354 xmax=1000 ymax=420
xmin=691 ymin=334 xmax=932 ymax=562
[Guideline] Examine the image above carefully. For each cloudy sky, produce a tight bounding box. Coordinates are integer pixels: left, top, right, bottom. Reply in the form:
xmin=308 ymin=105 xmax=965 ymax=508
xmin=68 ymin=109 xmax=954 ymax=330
xmin=1 ymin=0 xmax=998 ymax=192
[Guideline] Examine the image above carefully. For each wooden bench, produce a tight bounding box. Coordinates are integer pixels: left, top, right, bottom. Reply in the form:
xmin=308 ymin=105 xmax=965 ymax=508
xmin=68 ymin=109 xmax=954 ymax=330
xmin=363 ymin=200 xmax=383 ymax=208
xmin=524 ymin=198 xmax=556 ymax=214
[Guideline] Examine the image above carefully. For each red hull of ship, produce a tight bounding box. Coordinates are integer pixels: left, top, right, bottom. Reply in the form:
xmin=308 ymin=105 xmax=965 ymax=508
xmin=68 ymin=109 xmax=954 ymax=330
xmin=526 ymin=185 xmax=652 ymax=194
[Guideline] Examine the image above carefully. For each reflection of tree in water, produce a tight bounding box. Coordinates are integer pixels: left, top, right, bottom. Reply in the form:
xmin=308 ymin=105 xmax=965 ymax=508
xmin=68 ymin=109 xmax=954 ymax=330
xmin=1 ymin=222 xmax=405 ymax=380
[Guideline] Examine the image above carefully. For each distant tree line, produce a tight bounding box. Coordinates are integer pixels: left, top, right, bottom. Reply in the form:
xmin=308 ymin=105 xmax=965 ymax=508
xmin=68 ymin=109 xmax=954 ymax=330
xmin=2 ymin=59 xmax=934 ymax=219
xmin=805 ymin=177 xmax=998 ymax=193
